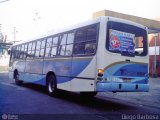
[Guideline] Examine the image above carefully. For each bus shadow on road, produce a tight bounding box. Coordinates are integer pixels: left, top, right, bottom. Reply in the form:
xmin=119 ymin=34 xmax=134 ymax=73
xmin=56 ymin=91 xmax=137 ymax=112
xmin=19 ymin=82 xmax=137 ymax=112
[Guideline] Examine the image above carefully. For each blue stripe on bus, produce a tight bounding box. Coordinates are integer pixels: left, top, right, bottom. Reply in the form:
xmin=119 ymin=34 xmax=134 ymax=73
xmin=103 ymin=63 xmax=148 ymax=84
xmin=19 ymin=72 xmax=45 ymax=85
xmin=18 ymin=57 xmax=93 ymax=84
xmin=56 ymin=58 xmax=92 ymax=83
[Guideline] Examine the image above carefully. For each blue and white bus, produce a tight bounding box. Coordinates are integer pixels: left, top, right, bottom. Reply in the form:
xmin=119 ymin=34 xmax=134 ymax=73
xmin=9 ymin=16 xmax=149 ymax=97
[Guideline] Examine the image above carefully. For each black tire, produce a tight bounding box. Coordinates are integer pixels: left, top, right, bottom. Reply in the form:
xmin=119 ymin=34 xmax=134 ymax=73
xmin=47 ymin=74 xmax=57 ymax=96
xmin=14 ymin=70 xmax=23 ymax=85
xmin=80 ymin=92 xmax=97 ymax=98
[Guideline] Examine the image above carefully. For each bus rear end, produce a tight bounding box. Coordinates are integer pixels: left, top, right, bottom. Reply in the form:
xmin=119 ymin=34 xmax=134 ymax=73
xmin=96 ymin=17 xmax=149 ymax=92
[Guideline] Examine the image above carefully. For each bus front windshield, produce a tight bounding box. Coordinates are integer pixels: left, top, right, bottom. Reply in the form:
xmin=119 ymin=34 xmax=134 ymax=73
xmin=106 ymin=21 xmax=148 ymax=57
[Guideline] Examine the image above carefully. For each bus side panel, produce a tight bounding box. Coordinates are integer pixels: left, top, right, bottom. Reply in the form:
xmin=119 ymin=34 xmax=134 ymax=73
xmin=71 ymin=56 xmax=96 ymax=92
xmin=10 ymin=60 xmax=25 ymax=79
xmin=19 ymin=73 xmax=45 ymax=85
xmin=43 ymin=60 xmax=56 ymax=74
xmin=43 ymin=57 xmax=96 ymax=91
xmin=43 ymin=58 xmax=72 ymax=91
xmin=22 ymin=60 xmax=45 ymax=85
xmin=14 ymin=60 xmax=26 ymax=73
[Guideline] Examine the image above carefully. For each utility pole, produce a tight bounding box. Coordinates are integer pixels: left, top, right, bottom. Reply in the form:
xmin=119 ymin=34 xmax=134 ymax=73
xmin=0 ymin=24 xmax=4 ymax=43
xmin=13 ymin=27 xmax=18 ymax=43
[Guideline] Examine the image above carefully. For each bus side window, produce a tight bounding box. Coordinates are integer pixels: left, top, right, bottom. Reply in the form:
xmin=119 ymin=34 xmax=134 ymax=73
xmin=58 ymin=34 xmax=67 ymax=56
xmin=11 ymin=46 xmax=16 ymax=61
xmin=73 ymin=29 xmax=86 ymax=55
xmin=85 ymin=25 xmax=97 ymax=54
xmin=31 ymin=42 xmax=36 ymax=58
xmin=73 ymin=24 xmax=98 ymax=55
xmin=85 ymin=42 xmax=96 ymax=54
xmin=51 ymin=36 xmax=59 ymax=57
xmin=65 ymin=31 xmax=74 ymax=56
xmin=35 ymin=40 xmax=41 ymax=58
xmin=27 ymin=42 xmax=32 ymax=59
xmin=16 ymin=46 xmax=21 ymax=59
xmin=20 ymin=45 xmax=25 ymax=59
xmin=24 ymin=44 xmax=28 ymax=59
xmin=39 ymin=39 xmax=46 ymax=57
xmin=45 ymin=37 xmax=53 ymax=57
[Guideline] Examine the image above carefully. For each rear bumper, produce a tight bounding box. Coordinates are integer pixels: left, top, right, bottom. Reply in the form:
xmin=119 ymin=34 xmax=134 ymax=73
xmin=96 ymin=82 xmax=149 ymax=92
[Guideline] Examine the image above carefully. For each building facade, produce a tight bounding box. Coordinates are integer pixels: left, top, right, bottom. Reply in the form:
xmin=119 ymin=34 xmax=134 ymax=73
xmin=149 ymin=33 xmax=160 ymax=76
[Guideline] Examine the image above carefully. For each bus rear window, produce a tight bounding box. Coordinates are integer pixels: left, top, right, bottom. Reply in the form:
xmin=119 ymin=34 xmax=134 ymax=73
xmin=106 ymin=21 xmax=148 ymax=57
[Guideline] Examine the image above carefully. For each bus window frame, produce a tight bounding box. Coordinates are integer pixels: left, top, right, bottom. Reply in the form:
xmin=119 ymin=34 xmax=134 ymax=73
xmin=72 ymin=23 xmax=99 ymax=57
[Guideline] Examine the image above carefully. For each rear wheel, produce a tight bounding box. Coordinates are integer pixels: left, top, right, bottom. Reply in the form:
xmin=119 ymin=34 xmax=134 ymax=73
xmin=14 ymin=70 xmax=23 ymax=85
xmin=80 ymin=92 xmax=97 ymax=98
xmin=47 ymin=74 xmax=57 ymax=96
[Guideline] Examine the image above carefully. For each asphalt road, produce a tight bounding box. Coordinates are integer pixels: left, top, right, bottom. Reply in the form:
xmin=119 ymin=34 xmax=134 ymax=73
xmin=0 ymin=72 xmax=160 ymax=120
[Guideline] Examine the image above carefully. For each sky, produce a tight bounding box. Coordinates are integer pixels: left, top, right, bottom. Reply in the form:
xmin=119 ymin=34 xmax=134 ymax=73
xmin=0 ymin=0 xmax=160 ymax=41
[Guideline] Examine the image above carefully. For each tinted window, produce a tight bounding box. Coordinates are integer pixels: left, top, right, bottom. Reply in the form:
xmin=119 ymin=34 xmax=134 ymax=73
xmin=73 ymin=24 xmax=98 ymax=55
xmin=17 ymin=46 xmax=21 ymax=59
xmin=11 ymin=46 xmax=17 ymax=60
xmin=20 ymin=45 xmax=24 ymax=59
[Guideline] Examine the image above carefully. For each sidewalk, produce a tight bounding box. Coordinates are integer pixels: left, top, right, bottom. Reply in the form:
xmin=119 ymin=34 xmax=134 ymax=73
xmin=0 ymin=65 xmax=9 ymax=72
xmin=99 ymin=78 xmax=160 ymax=109
xmin=0 ymin=55 xmax=9 ymax=72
